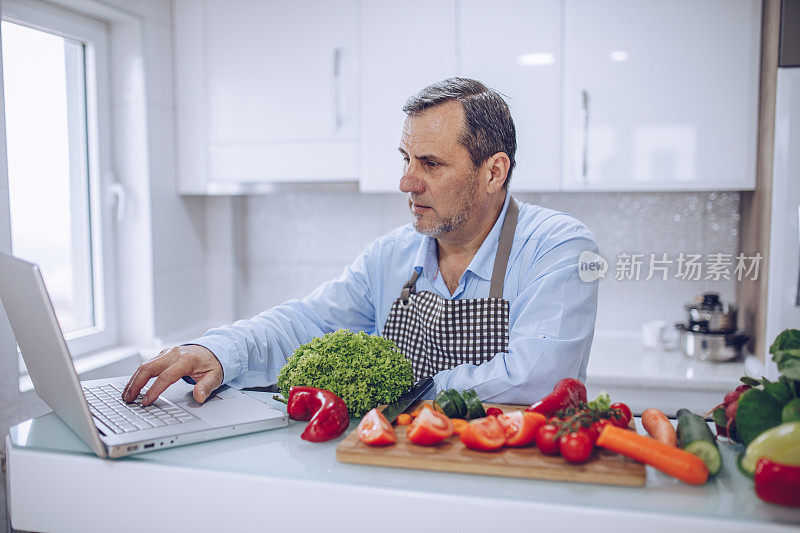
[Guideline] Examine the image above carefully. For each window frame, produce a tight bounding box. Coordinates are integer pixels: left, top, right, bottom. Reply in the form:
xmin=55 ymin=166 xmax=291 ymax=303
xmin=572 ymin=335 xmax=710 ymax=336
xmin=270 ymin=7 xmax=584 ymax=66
xmin=2 ymin=0 xmax=118 ymax=360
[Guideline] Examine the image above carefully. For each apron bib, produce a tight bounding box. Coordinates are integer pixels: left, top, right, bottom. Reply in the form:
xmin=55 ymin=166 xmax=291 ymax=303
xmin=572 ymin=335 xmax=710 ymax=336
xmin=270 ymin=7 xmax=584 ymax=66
xmin=383 ymin=198 xmax=519 ymax=380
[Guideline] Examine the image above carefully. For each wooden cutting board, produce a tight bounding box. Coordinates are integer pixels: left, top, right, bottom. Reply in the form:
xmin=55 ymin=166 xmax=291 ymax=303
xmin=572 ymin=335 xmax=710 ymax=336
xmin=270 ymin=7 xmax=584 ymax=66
xmin=336 ymin=402 xmax=646 ymax=487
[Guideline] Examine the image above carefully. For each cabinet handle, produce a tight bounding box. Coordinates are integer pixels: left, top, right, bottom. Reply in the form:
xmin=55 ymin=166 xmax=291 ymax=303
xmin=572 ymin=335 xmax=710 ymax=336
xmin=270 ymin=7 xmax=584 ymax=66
xmin=581 ymin=89 xmax=590 ymax=184
xmin=796 ymin=205 xmax=800 ymax=306
xmin=333 ymin=46 xmax=343 ymax=131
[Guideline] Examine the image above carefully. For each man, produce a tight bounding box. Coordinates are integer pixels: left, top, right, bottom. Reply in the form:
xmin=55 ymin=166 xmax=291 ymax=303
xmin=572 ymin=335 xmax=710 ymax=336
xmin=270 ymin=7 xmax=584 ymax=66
xmin=123 ymin=78 xmax=599 ymax=407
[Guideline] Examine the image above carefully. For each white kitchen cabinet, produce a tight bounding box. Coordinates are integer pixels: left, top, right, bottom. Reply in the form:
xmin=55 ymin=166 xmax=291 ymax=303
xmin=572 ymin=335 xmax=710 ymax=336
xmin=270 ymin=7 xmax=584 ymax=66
xmin=358 ymin=0 xmax=457 ymax=193
xmin=174 ymin=0 xmax=358 ymax=193
xmin=562 ymin=0 xmax=761 ymax=191
xmin=459 ymin=0 xmax=562 ymax=191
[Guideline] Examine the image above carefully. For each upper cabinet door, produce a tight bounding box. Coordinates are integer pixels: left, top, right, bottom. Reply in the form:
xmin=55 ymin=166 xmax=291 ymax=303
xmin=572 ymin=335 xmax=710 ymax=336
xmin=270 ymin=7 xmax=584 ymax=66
xmin=359 ymin=0 xmax=457 ymax=193
xmin=459 ymin=0 xmax=562 ymax=191
xmin=563 ymin=0 xmax=761 ymax=191
xmin=175 ymin=0 xmax=357 ymax=192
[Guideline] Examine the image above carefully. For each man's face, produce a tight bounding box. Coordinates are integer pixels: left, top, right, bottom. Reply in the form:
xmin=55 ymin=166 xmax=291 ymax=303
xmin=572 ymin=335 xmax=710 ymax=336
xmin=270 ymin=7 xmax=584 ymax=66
xmin=399 ymin=101 xmax=483 ymax=238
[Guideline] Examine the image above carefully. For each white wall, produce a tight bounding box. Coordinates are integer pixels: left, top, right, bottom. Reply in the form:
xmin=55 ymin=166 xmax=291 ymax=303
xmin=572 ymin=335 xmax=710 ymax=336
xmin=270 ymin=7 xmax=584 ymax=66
xmin=236 ymin=191 xmax=740 ymax=334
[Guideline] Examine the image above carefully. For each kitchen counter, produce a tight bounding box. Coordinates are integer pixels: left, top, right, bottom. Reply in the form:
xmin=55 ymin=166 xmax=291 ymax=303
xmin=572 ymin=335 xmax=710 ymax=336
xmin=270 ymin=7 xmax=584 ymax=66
xmin=586 ymin=332 xmax=761 ymax=415
xmin=7 ymin=393 xmax=800 ymax=533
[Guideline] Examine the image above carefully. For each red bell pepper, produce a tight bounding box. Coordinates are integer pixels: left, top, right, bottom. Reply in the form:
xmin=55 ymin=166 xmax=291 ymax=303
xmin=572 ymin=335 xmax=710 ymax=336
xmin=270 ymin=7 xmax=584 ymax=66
xmin=525 ymin=378 xmax=587 ymax=418
xmin=754 ymin=458 xmax=800 ymax=508
xmin=284 ymin=386 xmax=350 ymax=442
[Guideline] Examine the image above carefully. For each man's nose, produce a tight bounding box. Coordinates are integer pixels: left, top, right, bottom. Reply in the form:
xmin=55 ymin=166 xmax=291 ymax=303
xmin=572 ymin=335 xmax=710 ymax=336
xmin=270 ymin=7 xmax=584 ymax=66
xmin=399 ymin=166 xmax=425 ymax=194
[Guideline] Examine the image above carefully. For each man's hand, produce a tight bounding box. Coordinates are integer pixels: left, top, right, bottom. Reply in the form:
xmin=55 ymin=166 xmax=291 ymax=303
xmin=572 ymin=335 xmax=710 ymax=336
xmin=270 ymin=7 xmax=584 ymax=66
xmin=122 ymin=345 xmax=223 ymax=406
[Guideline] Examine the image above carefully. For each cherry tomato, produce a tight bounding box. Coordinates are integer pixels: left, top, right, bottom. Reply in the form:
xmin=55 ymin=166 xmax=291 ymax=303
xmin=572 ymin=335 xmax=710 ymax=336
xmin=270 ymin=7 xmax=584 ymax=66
xmin=357 ymin=408 xmax=396 ymax=446
xmin=406 ymin=408 xmax=454 ymax=445
xmin=485 ymin=407 xmax=504 ymax=418
xmin=497 ymin=411 xmax=546 ymax=447
xmin=460 ymin=416 xmax=506 ymax=451
xmin=590 ymin=418 xmax=610 ymax=438
xmin=559 ymin=431 xmax=593 ymax=464
xmin=535 ymin=423 xmax=561 ymax=455
xmin=611 ymin=402 xmax=632 ymax=426
xmin=581 ymin=424 xmax=599 ymax=446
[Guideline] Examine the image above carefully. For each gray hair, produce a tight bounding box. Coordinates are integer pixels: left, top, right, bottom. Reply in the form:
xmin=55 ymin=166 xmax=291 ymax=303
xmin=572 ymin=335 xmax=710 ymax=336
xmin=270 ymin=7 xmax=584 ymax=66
xmin=403 ymin=77 xmax=517 ymax=188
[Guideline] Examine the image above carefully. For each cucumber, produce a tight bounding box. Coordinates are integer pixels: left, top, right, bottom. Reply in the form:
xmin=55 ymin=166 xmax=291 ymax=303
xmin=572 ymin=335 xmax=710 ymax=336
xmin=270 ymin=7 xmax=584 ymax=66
xmin=461 ymin=389 xmax=486 ymax=419
xmin=434 ymin=389 xmax=462 ymax=418
xmin=445 ymin=389 xmax=467 ymax=418
xmin=676 ymin=408 xmax=722 ymax=476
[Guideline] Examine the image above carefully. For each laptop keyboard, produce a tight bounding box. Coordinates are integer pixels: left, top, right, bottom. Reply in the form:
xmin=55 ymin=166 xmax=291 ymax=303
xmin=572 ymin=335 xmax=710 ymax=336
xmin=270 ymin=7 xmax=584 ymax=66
xmin=83 ymin=383 xmax=199 ymax=434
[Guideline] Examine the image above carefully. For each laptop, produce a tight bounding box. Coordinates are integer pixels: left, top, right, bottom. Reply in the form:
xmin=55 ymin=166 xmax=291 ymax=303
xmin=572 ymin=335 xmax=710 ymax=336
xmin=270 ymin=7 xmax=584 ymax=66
xmin=0 ymin=252 xmax=288 ymax=458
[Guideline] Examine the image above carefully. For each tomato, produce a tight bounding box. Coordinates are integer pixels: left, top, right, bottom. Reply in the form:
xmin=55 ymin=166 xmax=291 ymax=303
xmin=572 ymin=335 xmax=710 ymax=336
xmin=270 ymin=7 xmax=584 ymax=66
xmin=406 ymin=408 xmax=454 ymax=445
xmin=611 ymin=402 xmax=632 ymax=426
xmin=451 ymin=418 xmax=469 ymax=436
xmin=497 ymin=411 xmax=546 ymax=447
xmin=608 ymin=411 xmax=630 ymax=428
xmin=581 ymin=424 xmax=599 ymax=446
xmin=485 ymin=407 xmax=504 ymax=418
xmin=590 ymin=418 xmax=610 ymax=438
xmin=460 ymin=416 xmax=506 ymax=451
xmin=357 ymin=408 xmax=396 ymax=446
xmin=535 ymin=424 xmax=561 ymax=455
xmin=559 ymin=431 xmax=593 ymax=464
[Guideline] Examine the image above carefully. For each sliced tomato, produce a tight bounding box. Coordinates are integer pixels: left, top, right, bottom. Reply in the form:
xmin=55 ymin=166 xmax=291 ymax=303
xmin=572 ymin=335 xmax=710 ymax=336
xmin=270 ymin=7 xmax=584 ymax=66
xmin=485 ymin=407 xmax=504 ymax=417
xmin=357 ymin=408 xmax=396 ymax=446
xmin=535 ymin=423 xmax=561 ymax=455
xmin=497 ymin=410 xmax=546 ymax=447
xmin=460 ymin=415 xmax=506 ymax=451
xmin=406 ymin=408 xmax=454 ymax=445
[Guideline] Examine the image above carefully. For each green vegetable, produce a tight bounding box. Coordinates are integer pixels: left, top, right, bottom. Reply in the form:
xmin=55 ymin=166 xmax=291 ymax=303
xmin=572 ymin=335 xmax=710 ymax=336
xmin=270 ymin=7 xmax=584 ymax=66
xmin=587 ymin=392 xmax=611 ymax=413
xmin=735 ymin=388 xmax=784 ymax=446
xmin=276 ymin=330 xmax=413 ymax=417
xmin=763 ymin=379 xmax=792 ymax=406
xmin=740 ymin=421 xmax=800 ymax=474
xmin=783 ymin=398 xmax=800 ymax=422
xmin=711 ymin=407 xmax=727 ymax=429
xmin=462 ymin=389 xmax=486 ymax=419
xmin=435 ymin=389 xmax=465 ymax=418
xmin=676 ymin=408 xmax=722 ymax=476
xmin=770 ymin=329 xmax=800 ymax=380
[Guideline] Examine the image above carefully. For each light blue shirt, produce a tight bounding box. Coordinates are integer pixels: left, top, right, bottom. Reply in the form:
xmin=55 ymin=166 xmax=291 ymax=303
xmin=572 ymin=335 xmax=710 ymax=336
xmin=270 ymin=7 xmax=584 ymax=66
xmin=190 ymin=194 xmax=599 ymax=404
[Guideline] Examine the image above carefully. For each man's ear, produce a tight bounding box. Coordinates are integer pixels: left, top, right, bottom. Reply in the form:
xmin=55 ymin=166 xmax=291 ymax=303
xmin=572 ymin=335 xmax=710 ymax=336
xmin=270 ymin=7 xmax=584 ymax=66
xmin=484 ymin=152 xmax=511 ymax=193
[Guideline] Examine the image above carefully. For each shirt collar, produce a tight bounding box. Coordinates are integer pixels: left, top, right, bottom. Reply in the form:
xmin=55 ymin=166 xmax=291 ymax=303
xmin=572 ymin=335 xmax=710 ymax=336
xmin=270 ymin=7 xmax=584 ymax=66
xmin=411 ymin=193 xmax=512 ymax=283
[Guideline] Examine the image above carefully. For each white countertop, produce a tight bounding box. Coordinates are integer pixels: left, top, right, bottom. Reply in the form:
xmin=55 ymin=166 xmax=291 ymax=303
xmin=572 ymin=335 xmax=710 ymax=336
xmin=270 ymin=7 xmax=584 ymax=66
xmin=7 ymin=393 xmax=800 ymax=533
xmin=585 ymin=332 xmax=762 ymax=415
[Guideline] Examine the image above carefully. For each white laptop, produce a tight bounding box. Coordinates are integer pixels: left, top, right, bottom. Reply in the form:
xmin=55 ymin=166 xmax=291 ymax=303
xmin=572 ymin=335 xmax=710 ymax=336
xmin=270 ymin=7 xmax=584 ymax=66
xmin=0 ymin=252 xmax=288 ymax=458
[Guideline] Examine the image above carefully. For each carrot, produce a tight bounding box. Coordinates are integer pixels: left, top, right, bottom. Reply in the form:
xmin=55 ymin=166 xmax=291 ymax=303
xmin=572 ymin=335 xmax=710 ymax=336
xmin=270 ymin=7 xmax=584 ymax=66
xmin=396 ymin=413 xmax=412 ymax=426
xmin=451 ymin=419 xmax=469 ymax=435
xmin=641 ymin=408 xmax=677 ymax=447
xmin=597 ymin=424 xmax=709 ymax=485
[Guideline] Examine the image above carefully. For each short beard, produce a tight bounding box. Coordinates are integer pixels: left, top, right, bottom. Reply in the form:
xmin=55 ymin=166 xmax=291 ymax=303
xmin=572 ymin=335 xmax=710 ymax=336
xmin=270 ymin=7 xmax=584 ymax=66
xmin=410 ymin=170 xmax=478 ymax=238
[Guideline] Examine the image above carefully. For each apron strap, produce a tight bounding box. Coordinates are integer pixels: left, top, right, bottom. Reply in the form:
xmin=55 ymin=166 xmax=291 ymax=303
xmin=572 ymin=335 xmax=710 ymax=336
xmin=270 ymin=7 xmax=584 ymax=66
xmin=399 ymin=196 xmax=519 ymax=301
xmin=489 ymin=196 xmax=519 ymax=299
xmin=401 ymin=269 xmax=421 ymax=304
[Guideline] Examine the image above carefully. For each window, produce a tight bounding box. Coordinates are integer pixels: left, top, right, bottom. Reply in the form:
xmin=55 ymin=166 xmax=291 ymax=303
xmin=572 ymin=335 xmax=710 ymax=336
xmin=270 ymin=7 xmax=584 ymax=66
xmin=1 ymin=0 xmax=117 ymax=365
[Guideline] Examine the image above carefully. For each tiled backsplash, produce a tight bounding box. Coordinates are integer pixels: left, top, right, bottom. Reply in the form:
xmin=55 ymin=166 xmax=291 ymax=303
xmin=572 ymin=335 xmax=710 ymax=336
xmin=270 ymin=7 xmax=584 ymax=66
xmin=237 ymin=191 xmax=740 ymax=335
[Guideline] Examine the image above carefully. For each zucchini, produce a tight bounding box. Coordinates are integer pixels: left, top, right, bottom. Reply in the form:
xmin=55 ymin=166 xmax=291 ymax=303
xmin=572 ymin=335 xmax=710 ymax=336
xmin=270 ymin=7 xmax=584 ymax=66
xmin=676 ymin=408 xmax=722 ymax=476
xmin=434 ymin=389 xmax=461 ymax=418
xmin=462 ymin=389 xmax=486 ymax=419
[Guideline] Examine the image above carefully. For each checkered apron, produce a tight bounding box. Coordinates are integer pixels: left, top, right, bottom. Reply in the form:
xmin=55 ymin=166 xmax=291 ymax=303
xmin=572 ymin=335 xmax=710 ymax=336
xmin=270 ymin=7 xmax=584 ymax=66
xmin=383 ymin=198 xmax=519 ymax=380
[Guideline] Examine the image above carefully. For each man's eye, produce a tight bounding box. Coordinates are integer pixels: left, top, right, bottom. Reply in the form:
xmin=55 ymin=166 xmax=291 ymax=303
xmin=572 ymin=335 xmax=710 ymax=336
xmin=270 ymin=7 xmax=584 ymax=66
xmin=425 ymin=161 xmax=439 ymax=168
